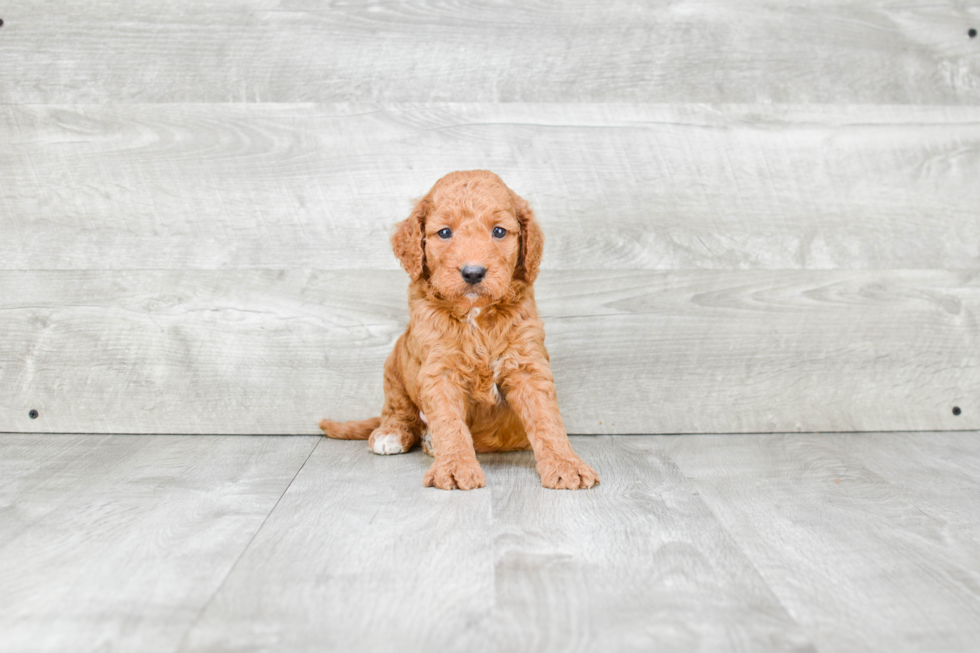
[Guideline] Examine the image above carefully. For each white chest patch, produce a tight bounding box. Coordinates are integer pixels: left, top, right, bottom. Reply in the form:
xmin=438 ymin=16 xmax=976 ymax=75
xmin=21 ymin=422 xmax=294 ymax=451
xmin=371 ymin=432 xmax=405 ymax=455
xmin=466 ymin=307 xmax=481 ymax=329
xmin=491 ymin=382 xmax=501 ymax=403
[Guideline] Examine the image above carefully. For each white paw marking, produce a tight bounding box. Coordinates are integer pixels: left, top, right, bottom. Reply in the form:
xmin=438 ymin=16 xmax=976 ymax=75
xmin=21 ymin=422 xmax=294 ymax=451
xmin=419 ymin=411 xmax=428 ymax=425
xmin=371 ymin=432 xmax=405 ymax=455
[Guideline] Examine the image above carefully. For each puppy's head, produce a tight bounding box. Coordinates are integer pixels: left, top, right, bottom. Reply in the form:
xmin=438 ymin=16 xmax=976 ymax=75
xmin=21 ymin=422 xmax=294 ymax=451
xmin=391 ymin=170 xmax=543 ymax=307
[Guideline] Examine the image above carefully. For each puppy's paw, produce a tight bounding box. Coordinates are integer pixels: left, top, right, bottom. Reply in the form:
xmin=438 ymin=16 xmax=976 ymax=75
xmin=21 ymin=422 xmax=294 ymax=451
xmin=537 ymin=456 xmax=600 ymax=490
xmin=423 ymin=457 xmax=486 ymax=491
xmin=369 ymin=431 xmax=411 ymax=455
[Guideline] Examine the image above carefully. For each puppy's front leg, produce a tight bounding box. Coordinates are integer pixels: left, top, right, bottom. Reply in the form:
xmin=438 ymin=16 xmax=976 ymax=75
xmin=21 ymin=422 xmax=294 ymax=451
xmin=501 ymin=361 xmax=599 ymax=490
xmin=418 ymin=376 xmax=486 ymax=491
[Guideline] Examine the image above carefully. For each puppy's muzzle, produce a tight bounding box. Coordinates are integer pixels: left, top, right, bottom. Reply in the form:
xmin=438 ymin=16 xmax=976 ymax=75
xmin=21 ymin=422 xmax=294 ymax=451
xmin=460 ymin=265 xmax=487 ymax=285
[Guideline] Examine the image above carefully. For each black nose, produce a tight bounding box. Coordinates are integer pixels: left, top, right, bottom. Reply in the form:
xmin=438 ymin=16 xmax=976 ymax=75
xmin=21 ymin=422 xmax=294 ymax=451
xmin=461 ymin=265 xmax=487 ymax=285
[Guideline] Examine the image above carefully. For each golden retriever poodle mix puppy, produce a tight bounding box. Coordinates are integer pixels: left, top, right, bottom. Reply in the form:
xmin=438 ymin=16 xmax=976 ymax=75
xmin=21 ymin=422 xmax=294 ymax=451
xmin=320 ymin=170 xmax=599 ymax=491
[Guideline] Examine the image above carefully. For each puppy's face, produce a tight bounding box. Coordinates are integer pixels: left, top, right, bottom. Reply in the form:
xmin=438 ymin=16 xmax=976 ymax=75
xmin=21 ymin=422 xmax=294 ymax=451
xmin=423 ymin=179 xmax=521 ymax=307
xmin=392 ymin=171 xmax=543 ymax=307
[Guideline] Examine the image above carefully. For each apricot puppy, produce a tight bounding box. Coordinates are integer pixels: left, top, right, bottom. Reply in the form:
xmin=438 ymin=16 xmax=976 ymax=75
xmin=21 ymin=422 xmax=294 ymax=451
xmin=320 ymin=170 xmax=599 ymax=491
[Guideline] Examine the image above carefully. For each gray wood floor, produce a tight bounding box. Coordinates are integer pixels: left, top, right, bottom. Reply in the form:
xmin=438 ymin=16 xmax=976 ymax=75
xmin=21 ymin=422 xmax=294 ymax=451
xmin=3 ymin=432 xmax=979 ymax=652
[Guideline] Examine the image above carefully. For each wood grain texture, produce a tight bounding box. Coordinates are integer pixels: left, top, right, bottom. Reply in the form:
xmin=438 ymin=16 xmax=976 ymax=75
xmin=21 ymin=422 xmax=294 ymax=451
xmin=179 ymin=437 xmax=496 ymax=653
xmin=666 ymin=432 xmax=980 ymax=653
xmin=0 ymin=433 xmax=139 ymax=549
xmin=487 ymin=436 xmax=814 ymax=652
xmin=3 ymin=103 xmax=980 ymax=271
xmin=2 ymin=1 xmax=979 ymax=104
xmin=7 ymin=433 xmax=979 ymax=652
xmin=0 ymin=433 xmax=319 ymax=653
xmin=829 ymin=431 xmax=980 ymax=552
xmin=1 ymin=269 xmax=975 ymax=435
xmin=824 ymin=432 xmax=980 ymax=545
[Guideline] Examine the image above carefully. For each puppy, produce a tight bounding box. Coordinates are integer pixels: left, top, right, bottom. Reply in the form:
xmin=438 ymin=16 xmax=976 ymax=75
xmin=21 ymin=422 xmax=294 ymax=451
xmin=320 ymin=170 xmax=599 ymax=491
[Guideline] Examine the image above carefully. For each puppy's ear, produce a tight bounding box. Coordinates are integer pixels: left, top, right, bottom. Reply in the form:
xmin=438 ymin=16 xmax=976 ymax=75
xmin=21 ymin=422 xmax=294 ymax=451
xmin=513 ymin=194 xmax=543 ymax=285
xmin=391 ymin=197 xmax=429 ymax=281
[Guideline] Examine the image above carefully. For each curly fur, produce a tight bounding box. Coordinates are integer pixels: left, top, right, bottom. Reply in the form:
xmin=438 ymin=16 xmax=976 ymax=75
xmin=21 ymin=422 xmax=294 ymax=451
xmin=320 ymin=170 xmax=599 ymax=491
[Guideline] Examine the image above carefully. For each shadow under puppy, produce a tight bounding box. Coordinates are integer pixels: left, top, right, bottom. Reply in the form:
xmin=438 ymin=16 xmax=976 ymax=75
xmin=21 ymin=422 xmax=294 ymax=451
xmin=320 ymin=170 xmax=599 ymax=491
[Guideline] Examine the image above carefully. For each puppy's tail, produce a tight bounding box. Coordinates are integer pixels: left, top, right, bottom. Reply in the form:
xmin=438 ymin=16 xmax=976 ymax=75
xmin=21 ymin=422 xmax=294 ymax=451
xmin=318 ymin=416 xmax=381 ymax=440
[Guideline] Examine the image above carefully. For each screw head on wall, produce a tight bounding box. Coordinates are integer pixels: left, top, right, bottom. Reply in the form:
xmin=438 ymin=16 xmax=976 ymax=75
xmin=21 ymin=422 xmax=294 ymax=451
xmin=29 ymin=409 xmax=39 ymax=419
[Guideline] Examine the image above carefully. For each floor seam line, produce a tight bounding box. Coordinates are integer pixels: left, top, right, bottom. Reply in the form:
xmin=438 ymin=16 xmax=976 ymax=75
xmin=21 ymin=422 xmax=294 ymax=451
xmin=172 ymin=436 xmax=322 ymax=653
xmin=661 ymin=442 xmax=819 ymax=651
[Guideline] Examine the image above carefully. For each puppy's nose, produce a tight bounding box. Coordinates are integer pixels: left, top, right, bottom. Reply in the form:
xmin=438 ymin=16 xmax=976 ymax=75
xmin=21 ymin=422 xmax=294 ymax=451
xmin=460 ymin=265 xmax=487 ymax=285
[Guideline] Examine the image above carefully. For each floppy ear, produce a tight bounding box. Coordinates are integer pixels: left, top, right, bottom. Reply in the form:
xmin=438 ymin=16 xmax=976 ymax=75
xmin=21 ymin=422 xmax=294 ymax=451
xmin=513 ymin=194 xmax=543 ymax=285
xmin=391 ymin=197 xmax=429 ymax=281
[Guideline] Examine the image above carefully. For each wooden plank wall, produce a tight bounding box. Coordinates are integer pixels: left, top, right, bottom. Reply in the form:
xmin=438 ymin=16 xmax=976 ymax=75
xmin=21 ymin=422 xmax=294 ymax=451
xmin=1 ymin=2 xmax=978 ymax=435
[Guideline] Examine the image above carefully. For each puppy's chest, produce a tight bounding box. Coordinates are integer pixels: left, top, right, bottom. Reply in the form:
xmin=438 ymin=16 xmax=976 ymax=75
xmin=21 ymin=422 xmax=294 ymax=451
xmin=456 ymin=316 xmax=515 ymax=405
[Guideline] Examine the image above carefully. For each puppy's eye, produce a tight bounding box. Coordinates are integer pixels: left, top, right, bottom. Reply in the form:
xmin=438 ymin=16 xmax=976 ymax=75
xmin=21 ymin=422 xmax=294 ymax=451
xmin=492 ymin=227 xmax=507 ymax=239
xmin=437 ymin=228 xmax=452 ymax=239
